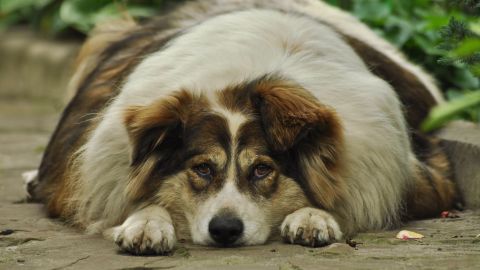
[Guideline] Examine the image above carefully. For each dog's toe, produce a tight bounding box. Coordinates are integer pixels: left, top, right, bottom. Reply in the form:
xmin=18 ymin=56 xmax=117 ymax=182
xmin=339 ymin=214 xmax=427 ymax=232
xmin=280 ymin=207 xmax=342 ymax=247
xmin=112 ymin=219 xmax=175 ymax=255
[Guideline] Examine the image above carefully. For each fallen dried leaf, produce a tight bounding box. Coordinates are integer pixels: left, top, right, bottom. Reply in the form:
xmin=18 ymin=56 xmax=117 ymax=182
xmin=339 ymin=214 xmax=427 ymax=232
xmin=396 ymin=230 xmax=424 ymax=240
xmin=440 ymin=211 xmax=460 ymax=218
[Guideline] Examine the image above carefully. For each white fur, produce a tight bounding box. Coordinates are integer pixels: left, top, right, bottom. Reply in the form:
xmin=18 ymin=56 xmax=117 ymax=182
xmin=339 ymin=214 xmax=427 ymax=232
xmin=70 ymin=5 xmax=419 ymax=243
xmin=188 ymin=108 xmax=267 ymax=245
xmin=290 ymin=0 xmax=444 ymax=103
xmin=109 ymin=205 xmax=176 ymax=254
xmin=190 ymin=181 xmax=270 ymax=245
xmin=22 ymin=169 xmax=38 ymax=200
xmin=212 ymin=106 xmax=248 ymax=141
xmin=170 ymin=0 xmax=443 ymax=103
xmin=22 ymin=170 xmax=38 ymax=184
xmin=281 ymin=207 xmax=343 ymax=244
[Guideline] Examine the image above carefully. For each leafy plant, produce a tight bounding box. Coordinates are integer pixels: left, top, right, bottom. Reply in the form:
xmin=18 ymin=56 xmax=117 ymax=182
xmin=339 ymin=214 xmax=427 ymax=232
xmin=0 ymin=0 xmax=173 ymax=36
xmin=326 ymin=0 xmax=480 ymax=131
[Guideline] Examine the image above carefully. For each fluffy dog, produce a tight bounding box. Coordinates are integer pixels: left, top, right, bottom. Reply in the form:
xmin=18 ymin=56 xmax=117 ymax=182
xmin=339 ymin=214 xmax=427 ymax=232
xmin=29 ymin=0 xmax=458 ymax=255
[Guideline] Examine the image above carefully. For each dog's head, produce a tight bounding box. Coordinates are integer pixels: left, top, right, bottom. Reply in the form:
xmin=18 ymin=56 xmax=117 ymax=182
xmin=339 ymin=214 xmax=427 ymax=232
xmin=123 ymin=77 xmax=344 ymax=246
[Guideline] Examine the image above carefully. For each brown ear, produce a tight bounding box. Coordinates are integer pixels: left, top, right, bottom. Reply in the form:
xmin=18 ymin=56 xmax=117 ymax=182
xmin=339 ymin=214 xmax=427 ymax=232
xmin=252 ymin=80 xmax=342 ymax=154
xmin=123 ymin=90 xmax=198 ymax=200
xmin=251 ymin=79 xmax=346 ymax=209
xmin=124 ymin=92 xmax=193 ymax=166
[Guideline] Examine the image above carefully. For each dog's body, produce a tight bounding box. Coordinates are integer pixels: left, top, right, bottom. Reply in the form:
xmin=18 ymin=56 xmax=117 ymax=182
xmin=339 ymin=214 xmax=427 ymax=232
xmin=31 ymin=0 xmax=458 ymax=254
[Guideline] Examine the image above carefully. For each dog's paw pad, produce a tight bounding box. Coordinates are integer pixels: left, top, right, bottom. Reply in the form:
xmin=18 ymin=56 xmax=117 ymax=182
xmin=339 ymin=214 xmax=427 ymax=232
xmin=280 ymin=207 xmax=342 ymax=247
xmin=112 ymin=219 xmax=176 ymax=255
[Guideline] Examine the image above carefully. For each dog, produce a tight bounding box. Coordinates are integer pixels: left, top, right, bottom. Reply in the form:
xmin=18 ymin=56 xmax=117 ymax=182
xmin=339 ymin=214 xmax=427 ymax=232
xmin=28 ymin=0 xmax=459 ymax=255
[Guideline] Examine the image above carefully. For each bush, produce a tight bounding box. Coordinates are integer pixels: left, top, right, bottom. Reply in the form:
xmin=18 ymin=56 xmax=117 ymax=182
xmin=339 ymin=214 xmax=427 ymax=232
xmin=326 ymin=0 xmax=480 ymax=130
xmin=0 ymin=0 xmax=173 ymax=35
xmin=1 ymin=0 xmax=479 ymax=130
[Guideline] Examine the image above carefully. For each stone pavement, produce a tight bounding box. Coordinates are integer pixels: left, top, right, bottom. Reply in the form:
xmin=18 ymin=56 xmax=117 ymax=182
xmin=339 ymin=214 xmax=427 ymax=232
xmin=0 ymin=30 xmax=79 ymax=105
xmin=0 ymin=100 xmax=479 ymax=270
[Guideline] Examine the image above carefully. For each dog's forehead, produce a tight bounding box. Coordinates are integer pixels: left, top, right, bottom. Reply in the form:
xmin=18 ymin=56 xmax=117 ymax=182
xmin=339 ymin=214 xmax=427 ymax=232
xmin=185 ymin=111 xmax=231 ymax=149
xmin=184 ymin=86 xmax=265 ymax=150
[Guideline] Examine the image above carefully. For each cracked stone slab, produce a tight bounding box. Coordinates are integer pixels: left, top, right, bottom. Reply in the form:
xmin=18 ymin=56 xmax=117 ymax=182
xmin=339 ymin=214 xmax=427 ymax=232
xmin=0 ymin=30 xmax=79 ymax=105
xmin=436 ymin=120 xmax=480 ymax=208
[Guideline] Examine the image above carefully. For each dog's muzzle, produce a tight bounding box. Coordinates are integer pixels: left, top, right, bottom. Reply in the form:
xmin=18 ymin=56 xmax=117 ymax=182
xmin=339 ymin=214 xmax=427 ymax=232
xmin=208 ymin=214 xmax=244 ymax=246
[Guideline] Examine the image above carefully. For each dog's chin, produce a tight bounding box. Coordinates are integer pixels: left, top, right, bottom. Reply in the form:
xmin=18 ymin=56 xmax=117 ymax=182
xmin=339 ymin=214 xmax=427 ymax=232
xmin=199 ymin=239 xmax=264 ymax=248
xmin=191 ymin=236 xmax=244 ymax=247
xmin=210 ymin=241 xmax=245 ymax=248
xmin=191 ymin=234 xmax=270 ymax=248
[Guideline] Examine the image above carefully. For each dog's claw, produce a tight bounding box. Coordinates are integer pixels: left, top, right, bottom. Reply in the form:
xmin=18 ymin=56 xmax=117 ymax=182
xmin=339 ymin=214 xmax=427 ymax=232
xmin=295 ymin=227 xmax=304 ymax=242
xmin=111 ymin=217 xmax=175 ymax=255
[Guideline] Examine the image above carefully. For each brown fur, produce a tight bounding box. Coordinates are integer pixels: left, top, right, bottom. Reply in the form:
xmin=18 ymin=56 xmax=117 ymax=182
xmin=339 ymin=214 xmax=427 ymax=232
xmin=341 ymin=35 xmax=438 ymax=130
xmin=252 ymin=79 xmax=345 ymax=210
xmin=217 ymin=78 xmax=346 ymax=210
xmin=254 ymin=79 xmax=343 ymax=153
xmin=119 ymin=78 xmax=331 ymax=241
xmin=124 ymin=90 xmax=211 ymax=201
xmin=407 ymin=134 xmax=458 ymax=218
xmin=35 ymin=1 xmax=459 ymax=239
xmin=339 ymin=35 xmax=458 ymax=218
xmin=186 ymin=149 xmax=228 ymax=192
xmin=235 ymin=123 xmax=280 ymax=197
xmin=36 ymin=18 xmax=182 ymax=218
xmin=152 ymin=170 xmax=311 ymax=241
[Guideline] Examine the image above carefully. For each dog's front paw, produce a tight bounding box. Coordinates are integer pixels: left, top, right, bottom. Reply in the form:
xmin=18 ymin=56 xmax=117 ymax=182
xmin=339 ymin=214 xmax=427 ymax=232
xmin=112 ymin=217 xmax=176 ymax=255
xmin=280 ymin=207 xmax=342 ymax=247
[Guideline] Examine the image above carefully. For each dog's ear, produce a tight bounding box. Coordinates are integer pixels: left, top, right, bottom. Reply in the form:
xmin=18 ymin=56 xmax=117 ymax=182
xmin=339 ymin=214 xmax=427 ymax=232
xmin=124 ymin=91 xmax=194 ymax=166
xmin=123 ymin=90 xmax=204 ymax=201
xmin=251 ymin=79 xmax=346 ymax=209
xmin=251 ymin=80 xmax=342 ymax=154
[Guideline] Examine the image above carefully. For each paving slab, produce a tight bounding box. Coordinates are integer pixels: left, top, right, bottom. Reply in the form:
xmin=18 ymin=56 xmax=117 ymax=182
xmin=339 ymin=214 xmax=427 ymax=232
xmin=0 ymin=30 xmax=79 ymax=105
xmin=1 ymin=101 xmax=479 ymax=270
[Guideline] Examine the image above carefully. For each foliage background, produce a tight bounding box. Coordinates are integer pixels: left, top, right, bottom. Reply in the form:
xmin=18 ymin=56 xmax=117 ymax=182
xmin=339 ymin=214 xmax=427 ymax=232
xmin=1 ymin=0 xmax=479 ymax=131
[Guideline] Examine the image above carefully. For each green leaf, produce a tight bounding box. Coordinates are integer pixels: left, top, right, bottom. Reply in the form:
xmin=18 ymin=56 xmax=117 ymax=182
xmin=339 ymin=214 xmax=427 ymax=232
xmin=446 ymin=89 xmax=465 ymax=100
xmin=58 ymin=0 xmax=160 ymax=33
xmin=422 ymin=91 xmax=480 ymax=131
xmin=424 ymin=15 xmax=451 ymax=30
xmin=352 ymin=0 xmax=392 ymax=23
xmin=383 ymin=16 xmax=414 ymax=47
xmin=59 ymin=0 xmax=111 ymax=33
xmin=471 ymin=21 xmax=480 ymax=35
xmin=37 ymin=2 xmax=68 ymax=36
xmin=413 ymin=35 xmax=443 ymax=55
xmin=452 ymin=67 xmax=480 ymax=89
xmin=472 ymin=64 xmax=480 ymax=77
xmin=452 ymin=38 xmax=480 ymax=57
xmin=0 ymin=0 xmax=51 ymax=14
xmin=92 ymin=3 xmax=156 ymax=25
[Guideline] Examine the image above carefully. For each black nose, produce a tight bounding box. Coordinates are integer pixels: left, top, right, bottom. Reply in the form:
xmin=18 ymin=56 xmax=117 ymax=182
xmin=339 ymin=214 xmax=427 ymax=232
xmin=208 ymin=215 xmax=244 ymax=246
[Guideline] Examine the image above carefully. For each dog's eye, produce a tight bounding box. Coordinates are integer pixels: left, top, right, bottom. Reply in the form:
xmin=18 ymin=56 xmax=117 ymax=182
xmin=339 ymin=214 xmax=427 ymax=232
xmin=193 ymin=163 xmax=213 ymax=178
xmin=253 ymin=164 xmax=272 ymax=179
